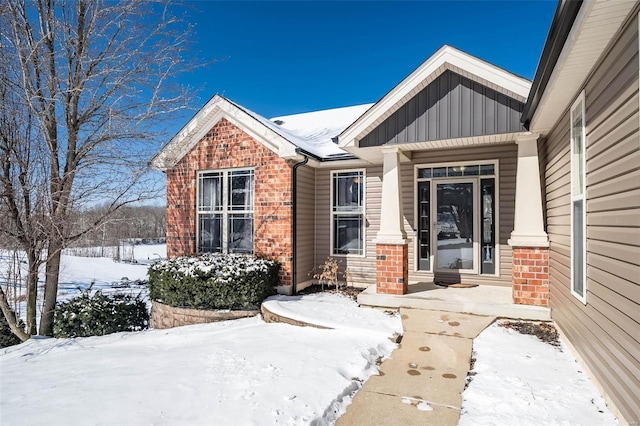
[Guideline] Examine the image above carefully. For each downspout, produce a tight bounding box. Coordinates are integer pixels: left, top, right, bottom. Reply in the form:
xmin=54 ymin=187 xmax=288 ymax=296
xmin=291 ymin=149 xmax=309 ymax=295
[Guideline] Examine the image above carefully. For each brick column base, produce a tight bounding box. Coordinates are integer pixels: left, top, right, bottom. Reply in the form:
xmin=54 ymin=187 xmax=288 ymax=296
xmin=376 ymin=243 xmax=408 ymax=295
xmin=512 ymin=247 xmax=549 ymax=306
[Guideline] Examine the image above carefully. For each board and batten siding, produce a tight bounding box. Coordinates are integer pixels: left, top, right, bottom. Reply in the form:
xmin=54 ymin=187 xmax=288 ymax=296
xmin=540 ymin=12 xmax=640 ymax=423
xmin=295 ymin=165 xmax=316 ymax=288
xmin=359 ymin=70 xmax=525 ymax=148
xmin=313 ymin=143 xmax=517 ymax=287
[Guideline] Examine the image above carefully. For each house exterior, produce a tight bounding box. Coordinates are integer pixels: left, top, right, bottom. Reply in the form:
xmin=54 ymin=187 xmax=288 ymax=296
xmin=151 ymin=45 xmax=540 ymax=299
xmin=151 ymin=0 xmax=639 ymax=422
xmin=521 ymin=0 xmax=640 ymax=423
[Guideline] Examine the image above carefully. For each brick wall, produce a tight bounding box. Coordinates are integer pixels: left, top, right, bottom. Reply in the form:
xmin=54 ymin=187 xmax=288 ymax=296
xmin=166 ymin=118 xmax=294 ymax=286
xmin=512 ymin=247 xmax=550 ymax=306
xmin=375 ymin=243 xmax=408 ymax=295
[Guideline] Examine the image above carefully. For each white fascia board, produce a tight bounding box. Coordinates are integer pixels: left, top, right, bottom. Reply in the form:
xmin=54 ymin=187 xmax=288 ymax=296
xmin=338 ymin=45 xmax=531 ymax=148
xmin=150 ymin=95 xmax=297 ymax=170
xmin=529 ymin=0 xmax=636 ymax=134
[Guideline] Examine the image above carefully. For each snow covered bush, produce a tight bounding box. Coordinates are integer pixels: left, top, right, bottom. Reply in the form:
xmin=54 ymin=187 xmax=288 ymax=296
xmin=148 ymin=253 xmax=279 ymax=310
xmin=54 ymin=290 xmax=149 ymax=338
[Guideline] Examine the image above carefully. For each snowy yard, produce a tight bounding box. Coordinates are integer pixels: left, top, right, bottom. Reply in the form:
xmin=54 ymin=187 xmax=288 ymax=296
xmin=0 ymin=243 xmax=164 ymax=324
xmin=0 ymin=246 xmax=619 ymax=425
xmin=461 ymin=323 xmax=618 ymax=425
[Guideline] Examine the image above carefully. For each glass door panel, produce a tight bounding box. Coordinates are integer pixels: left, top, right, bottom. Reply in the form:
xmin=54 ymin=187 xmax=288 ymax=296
xmin=436 ymin=181 xmax=475 ymax=271
xmin=417 ymin=181 xmax=430 ymax=270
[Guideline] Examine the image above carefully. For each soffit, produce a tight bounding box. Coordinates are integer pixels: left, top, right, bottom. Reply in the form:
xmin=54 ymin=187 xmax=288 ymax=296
xmin=341 ymin=132 xmax=529 ymax=164
xmin=529 ymin=0 xmax=638 ymax=134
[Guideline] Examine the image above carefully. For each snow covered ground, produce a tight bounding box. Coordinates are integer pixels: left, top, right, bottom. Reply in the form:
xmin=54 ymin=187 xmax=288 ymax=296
xmin=0 ymin=247 xmax=619 ymax=425
xmin=1 ymin=295 xmax=400 ymax=425
xmin=0 ymin=243 xmax=165 ymax=324
xmin=461 ymin=322 xmax=618 ymax=425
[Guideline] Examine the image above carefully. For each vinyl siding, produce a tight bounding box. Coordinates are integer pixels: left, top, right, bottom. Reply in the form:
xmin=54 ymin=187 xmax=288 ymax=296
xmin=313 ymin=143 xmax=517 ymax=286
xmin=540 ymin=13 xmax=640 ymax=423
xmin=295 ymin=165 xmax=316 ymax=286
xmin=360 ymin=70 xmax=525 ymax=147
xmin=314 ymin=166 xmax=382 ymax=285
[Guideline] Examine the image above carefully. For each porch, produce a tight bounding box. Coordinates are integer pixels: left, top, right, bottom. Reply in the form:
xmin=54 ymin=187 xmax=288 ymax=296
xmin=358 ymin=282 xmax=551 ymax=321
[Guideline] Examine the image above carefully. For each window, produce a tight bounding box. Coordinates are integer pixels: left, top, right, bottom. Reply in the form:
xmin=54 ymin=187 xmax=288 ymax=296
xmin=570 ymin=92 xmax=587 ymax=303
xmin=332 ymin=170 xmax=364 ymax=255
xmin=197 ymin=169 xmax=254 ymax=254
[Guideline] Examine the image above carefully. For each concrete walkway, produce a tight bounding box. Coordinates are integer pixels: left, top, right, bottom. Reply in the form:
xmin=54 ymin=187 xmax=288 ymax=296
xmin=337 ymin=308 xmax=495 ymax=426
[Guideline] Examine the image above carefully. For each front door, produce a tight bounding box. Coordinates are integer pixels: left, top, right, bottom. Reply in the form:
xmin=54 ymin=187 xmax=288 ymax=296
xmin=435 ymin=181 xmax=476 ymax=273
xmin=416 ymin=163 xmax=497 ymax=275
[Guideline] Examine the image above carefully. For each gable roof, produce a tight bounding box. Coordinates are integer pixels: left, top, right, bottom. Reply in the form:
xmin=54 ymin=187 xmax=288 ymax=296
xmin=358 ymin=69 xmax=526 ymax=148
xmin=522 ymin=0 xmax=638 ymax=133
xmin=338 ymin=45 xmax=532 ymax=149
xmin=150 ymin=95 xmax=372 ymax=170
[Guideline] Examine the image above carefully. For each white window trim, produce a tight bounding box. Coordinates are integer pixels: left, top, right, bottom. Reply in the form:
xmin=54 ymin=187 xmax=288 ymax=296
xmin=570 ymin=91 xmax=587 ymax=304
xmin=412 ymin=159 xmax=500 ymax=277
xmin=195 ymin=167 xmax=255 ymax=254
xmin=330 ymin=169 xmax=366 ymax=257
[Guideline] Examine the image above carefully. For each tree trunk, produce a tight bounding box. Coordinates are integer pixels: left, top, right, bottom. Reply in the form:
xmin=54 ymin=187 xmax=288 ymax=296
xmin=0 ymin=287 xmax=30 ymax=342
xmin=39 ymin=240 xmax=62 ymax=336
xmin=25 ymin=248 xmax=39 ymax=335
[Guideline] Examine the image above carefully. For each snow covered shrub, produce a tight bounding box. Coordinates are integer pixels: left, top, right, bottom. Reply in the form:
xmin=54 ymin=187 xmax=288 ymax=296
xmin=148 ymin=253 xmax=279 ymax=310
xmin=53 ymin=290 xmax=149 ymax=338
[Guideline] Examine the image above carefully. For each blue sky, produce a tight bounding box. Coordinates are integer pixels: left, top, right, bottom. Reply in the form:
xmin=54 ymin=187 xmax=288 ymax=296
xmin=176 ymin=1 xmax=557 ymax=121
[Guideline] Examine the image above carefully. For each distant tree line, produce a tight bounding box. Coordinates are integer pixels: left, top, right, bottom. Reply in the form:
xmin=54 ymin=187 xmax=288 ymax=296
xmin=68 ymin=205 xmax=167 ymax=251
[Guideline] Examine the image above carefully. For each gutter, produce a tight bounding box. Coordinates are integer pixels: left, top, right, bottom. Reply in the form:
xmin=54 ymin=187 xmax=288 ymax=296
xmin=521 ymin=0 xmax=583 ymax=129
xmin=295 ymin=146 xmax=358 ymax=162
xmin=289 ymin=146 xmax=358 ymax=293
xmin=291 ymin=149 xmax=309 ymax=294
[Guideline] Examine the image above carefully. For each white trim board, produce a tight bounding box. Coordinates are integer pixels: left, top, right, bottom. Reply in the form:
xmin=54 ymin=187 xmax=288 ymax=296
xmin=150 ymin=95 xmax=299 ymax=171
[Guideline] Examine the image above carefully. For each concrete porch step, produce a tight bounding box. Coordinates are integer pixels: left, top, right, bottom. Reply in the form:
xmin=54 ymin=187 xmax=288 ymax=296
xmin=358 ymin=282 xmax=551 ymax=321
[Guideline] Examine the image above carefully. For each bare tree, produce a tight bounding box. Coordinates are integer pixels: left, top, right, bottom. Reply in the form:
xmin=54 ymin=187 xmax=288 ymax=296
xmin=0 ymin=28 xmax=47 ymax=338
xmin=0 ymin=0 xmax=197 ymax=337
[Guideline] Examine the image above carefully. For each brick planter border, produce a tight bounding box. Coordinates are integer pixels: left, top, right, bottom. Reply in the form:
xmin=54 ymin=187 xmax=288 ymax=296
xmin=150 ymin=300 xmax=259 ymax=329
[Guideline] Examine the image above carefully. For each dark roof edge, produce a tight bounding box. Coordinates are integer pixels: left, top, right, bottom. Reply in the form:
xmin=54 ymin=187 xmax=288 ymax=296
xmin=294 ymin=147 xmax=357 ymax=162
xmin=521 ymin=0 xmax=583 ymax=130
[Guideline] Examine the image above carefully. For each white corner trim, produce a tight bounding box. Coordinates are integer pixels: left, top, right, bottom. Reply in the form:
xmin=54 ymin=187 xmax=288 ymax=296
xmin=338 ymin=45 xmax=531 ymax=148
xmin=150 ymin=95 xmax=297 ymax=170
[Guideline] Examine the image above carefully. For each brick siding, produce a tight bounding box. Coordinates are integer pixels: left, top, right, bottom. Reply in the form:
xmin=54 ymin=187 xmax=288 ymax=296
xmin=512 ymin=247 xmax=550 ymax=306
xmin=375 ymin=243 xmax=409 ymax=295
xmin=166 ymin=118 xmax=293 ymax=286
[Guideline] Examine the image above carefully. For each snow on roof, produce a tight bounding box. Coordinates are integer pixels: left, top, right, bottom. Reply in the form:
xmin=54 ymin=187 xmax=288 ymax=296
xmin=204 ymin=97 xmax=373 ymax=160
xmin=269 ymin=103 xmax=374 ymax=158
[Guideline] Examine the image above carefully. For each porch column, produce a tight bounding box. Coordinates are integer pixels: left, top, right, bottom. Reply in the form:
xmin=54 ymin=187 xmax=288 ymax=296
xmin=508 ymin=134 xmax=550 ymax=306
xmin=375 ymin=146 xmax=408 ymax=295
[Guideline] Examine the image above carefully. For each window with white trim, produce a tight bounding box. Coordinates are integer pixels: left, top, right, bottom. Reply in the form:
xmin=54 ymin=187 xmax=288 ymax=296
xmin=570 ymin=92 xmax=587 ymax=302
xmin=197 ymin=169 xmax=254 ymax=254
xmin=332 ymin=170 xmax=365 ymax=255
